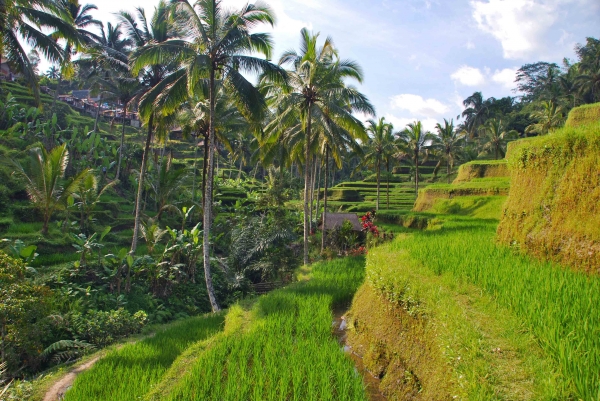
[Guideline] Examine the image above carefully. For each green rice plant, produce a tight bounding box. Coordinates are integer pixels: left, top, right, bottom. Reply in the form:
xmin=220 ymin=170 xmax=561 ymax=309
xmin=62 ymin=314 xmax=225 ymax=401
xmin=163 ymin=258 xmax=368 ymax=401
xmin=373 ymin=216 xmax=599 ymax=399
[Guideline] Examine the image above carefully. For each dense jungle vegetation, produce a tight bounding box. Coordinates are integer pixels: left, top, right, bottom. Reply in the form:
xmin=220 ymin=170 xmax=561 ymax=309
xmin=1 ymin=0 xmax=599 ymax=399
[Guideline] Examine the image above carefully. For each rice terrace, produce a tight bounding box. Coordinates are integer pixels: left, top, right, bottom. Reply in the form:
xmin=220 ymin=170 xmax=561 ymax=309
xmin=1 ymin=0 xmax=599 ymax=400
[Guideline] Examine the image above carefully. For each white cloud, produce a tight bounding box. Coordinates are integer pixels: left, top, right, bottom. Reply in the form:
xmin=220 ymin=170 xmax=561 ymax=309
xmin=466 ymin=39 xmax=475 ymax=49
xmin=389 ymin=94 xmax=449 ymax=117
xmin=470 ymin=0 xmax=556 ymax=59
xmin=385 ymin=115 xmax=439 ymax=133
xmin=450 ymin=66 xmax=486 ymax=86
xmin=492 ymin=68 xmax=518 ymax=89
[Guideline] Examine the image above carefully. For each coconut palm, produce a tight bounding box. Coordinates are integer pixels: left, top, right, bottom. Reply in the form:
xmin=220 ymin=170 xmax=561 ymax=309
xmin=361 ymin=117 xmax=394 ymax=211
xmin=525 ymin=100 xmax=564 ymax=136
xmin=480 ymin=119 xmax=519 ymax=159
xmin=49 ymin=1 xmax=102 ymax=113
xmin=45 ymin=66 xmax=61 ymax=80
xmin=432 ymin=119 xmax=465 ymax=183
xmin=7 ymin=144 xmax=91 ymax=235
xmin=461 ymin=92 xmax=491 ymax=138
xmin=264 ymin=28 xmax=374 ymax=264
xmin=120 ymin=0 xmax=177 ymax=257
xmin=396 ymin=121 xmax=434 ymax=195
xmin=132 ymin=0 xmax=286 ymax=311
xmin=150 ymin=153 xmax=188 ymax=221
xmin=0 ymin=0 xmax=79 ymax=104
xmin=71 ymin=173 xmax=117 ymax=233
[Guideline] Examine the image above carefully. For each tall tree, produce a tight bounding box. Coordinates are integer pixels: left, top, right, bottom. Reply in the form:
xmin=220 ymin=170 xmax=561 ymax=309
xmin=433 ymin=118 xmax=464 ymax=183
xmin=396 ymin=121 xmax=433 ymax=195
xmin=0 ymin=0 xmax=79 ymax=103
xmin=51 ymin=0 xmax=103 ymax=112
xmin=480 ymin=119 xmax=518 ymax=159
xmin=122 ymin=1 xmax=176 ymax=260
xmin=134 ymin=0 xmax=286 ymax=311
xmin=265 ymin=28 xmax=374 ymax=265
xmin=525 ymin=101 xmax=564 ymax=136
xmin=461 ymin=92 xmax=491 ymax=137
xmin=362 ymin=117 xmax=394 ymax=211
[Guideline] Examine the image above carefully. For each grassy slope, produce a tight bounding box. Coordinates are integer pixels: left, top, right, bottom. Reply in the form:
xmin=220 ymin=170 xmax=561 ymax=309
xmin=59 ymin=258 xmax=367 ymax=401
xmin=61 ymin=313 xmax=225 ymax=401
xmin=158 ymin=258 xmax=367 ymax=401
xmin=497 ymin=120 xmax=600 ymax=273
xmin=347 ymin=195 xmax=600 ymax=400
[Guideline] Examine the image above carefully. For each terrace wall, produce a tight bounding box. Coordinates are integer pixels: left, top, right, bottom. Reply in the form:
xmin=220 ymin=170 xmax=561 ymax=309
xmin=497 ymin=117 xmax=600 ymax=273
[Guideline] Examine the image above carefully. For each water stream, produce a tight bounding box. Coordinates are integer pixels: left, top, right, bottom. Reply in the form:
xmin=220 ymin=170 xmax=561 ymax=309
xmin=332 ymin=310 xmax=387 ymax=401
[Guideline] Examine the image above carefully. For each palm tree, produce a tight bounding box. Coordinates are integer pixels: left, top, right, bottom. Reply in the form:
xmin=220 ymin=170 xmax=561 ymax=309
xmin=396 ymin=121 xmax=434 ymax=195
xmin=45 ymin=66 xmax=60 ymax=80
xmin=480 ymin=119 xmax=518 ymax=159
xmin=461 ymin=92 xmax=491 ymax=138
xmin=7 ymin=144 xmax=91 ymax=235
xmin=51 ymin=0 xmax=103 ymax=112
xmin=433 ymin=119 xmax=464 ymax=183
xmin=150 ymin=153 xmax=188 ymax=221
xmin=121 ymin=1 xmax=176 ymax=258
xmin=361 ymin=117 xmax=394 ymax=211
xmin=0 ymin=0 xmax=79 ymax=103
xmin=133 ymin=0 xmax=286 ymax=311
xmin=265 ymin=28 xmax=374 ymax=264
xmin=71 ymin=173 xmax=117 ymax=233
xmin=525 ymin=100 xmax=564 ymax=136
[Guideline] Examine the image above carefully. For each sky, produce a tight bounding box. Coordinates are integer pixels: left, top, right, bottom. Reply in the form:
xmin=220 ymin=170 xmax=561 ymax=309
xmin=37 ymin=0 xmax=600 ymax=132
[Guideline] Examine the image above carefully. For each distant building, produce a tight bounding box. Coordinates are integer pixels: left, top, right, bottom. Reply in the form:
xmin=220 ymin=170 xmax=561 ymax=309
xmin=0 ymin=62 xmax=21 ymax=81
xmin=319 ymin=213 xmax=363 ymax=232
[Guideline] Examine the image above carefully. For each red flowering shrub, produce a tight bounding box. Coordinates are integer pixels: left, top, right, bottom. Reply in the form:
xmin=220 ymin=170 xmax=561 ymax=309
xmin=361 ymin=210 xmax=380 ymax=237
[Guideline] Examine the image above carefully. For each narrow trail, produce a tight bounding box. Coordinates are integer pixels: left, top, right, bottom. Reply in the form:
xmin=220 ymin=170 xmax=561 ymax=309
xmin=41 ymin=334 xmax=150 ymax=401
xmin=42 ymin=356 xmax=101 ymax=401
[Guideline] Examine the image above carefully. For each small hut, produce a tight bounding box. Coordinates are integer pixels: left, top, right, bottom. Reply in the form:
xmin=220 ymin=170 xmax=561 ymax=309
xmin=319 ymin=213 xmax=362 ymax=232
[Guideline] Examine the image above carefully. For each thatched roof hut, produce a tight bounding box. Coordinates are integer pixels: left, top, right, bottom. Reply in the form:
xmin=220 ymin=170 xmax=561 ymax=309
xmin=320 ymin=213 xmax=362 ymax=231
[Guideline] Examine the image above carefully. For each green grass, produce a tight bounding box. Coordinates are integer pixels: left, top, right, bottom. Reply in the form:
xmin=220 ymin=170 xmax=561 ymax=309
xmin=62 ymin=258 xmax=367 ymax=401
xmin=62 ymin=313 xmax=225 ymax=401
xmin=367 ymin=215 xmax=599 ymax=399
xmin=160 ymin=258 xmax=367 ymax=401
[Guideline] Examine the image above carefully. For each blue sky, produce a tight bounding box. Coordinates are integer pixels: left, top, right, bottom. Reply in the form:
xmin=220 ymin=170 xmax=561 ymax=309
xmin=40 ymin=0 xmax=600 ymax=131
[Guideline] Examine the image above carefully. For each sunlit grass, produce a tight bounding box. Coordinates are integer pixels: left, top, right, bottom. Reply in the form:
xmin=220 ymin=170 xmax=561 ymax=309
xmin=62 ymin=314 xmax=225 ymax=401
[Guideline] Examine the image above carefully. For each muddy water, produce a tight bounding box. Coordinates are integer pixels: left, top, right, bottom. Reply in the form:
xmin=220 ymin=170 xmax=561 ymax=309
xmin=332 ymin=311 xmax=387 ymax=401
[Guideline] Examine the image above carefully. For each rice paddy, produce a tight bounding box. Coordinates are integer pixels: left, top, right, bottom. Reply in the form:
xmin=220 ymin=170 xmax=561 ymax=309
xmin=367 ymin=214 xmax=600 ymax=399
xmin=62 ymin=314 xmax=225 ymax=401
xmin=61 ymin=258 xmax=367 ymax=401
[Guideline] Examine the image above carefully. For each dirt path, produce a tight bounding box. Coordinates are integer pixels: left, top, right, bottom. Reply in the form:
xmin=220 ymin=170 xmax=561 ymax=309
xmin=42 ymin=356 xmax=101 ymax=401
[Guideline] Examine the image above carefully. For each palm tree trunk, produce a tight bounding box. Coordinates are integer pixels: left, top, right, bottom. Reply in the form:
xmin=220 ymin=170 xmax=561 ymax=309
xmin=309 ymin=156 xmax=318 ymax=234
xmin=51 ymin=72 xmax=62 ymax=115
xmin=386 ymin=158 xmax=390 ymax=209
xmin=447 ymin=150 xmax=451 ymax=184
xmin=131 ymin=115 xmax=153 ymax=252
xmin=315 ymin=158 xmax=322 ymax=228
xmin=191 ymin=138 xmax=199 ymax=204
xmin=376 ymin=156 xmax=381 ymax=211
xmin=116 ymin=103 xmax=128 ymax=181
xmin=415 ymin=150 xmax=419 ymax=196
xmin=94 ymin=95 xmax=102 ymax=133
xmin=202 ymin=134 xmax=209 ymax=207
xmin=202 ymin=66 xmax=220 ymax=312
xmin=321 ymin=147 xmax=329 ymax=253
xmin=303 ymin=106 xmax=312 ymax=265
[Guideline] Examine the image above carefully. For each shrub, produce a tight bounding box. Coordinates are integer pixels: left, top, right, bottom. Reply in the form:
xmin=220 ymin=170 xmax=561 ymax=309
xmin=69 ymin=308 xmax=147 ymax=347
xmin=0 ymin=251 xmax=51 ymax=375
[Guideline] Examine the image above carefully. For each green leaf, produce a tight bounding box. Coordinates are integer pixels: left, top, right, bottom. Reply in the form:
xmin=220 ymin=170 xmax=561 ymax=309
xmin=100 ymin=226 xmax=112 ymax=242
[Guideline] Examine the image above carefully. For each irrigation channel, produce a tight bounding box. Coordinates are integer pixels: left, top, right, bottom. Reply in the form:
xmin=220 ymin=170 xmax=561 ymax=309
xmin=333 ymin=309 xmax=387 ymax=401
